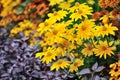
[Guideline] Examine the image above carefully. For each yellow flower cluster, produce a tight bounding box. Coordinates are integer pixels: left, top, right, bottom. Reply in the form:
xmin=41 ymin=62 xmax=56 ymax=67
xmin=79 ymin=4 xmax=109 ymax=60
xmin=36 ymin=0 xmax=118 ymax=72
xmin=10 ymin=20 xmax=36 ymax=37
xmin=109 ymin=60 xmax=120 ymax=80
xmin=49 ymin=0 xmax=74 ymax=6
xmin=70 ymin=2 xmax=93 ymax=21
xmin=69 ymin=58 xmax=84 ymax=72
xmin=0 ymin=0 xmax=20 ymax=17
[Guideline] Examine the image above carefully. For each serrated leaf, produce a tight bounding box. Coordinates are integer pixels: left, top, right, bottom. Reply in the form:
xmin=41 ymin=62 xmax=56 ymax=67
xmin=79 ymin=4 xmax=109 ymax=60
xmin=92 ymin=62 xmax=98 ymax=71
xmin=95 ymin=66 xmax=105 ymax=72
xmin=79 ymin=68 xmax=91 ymax=75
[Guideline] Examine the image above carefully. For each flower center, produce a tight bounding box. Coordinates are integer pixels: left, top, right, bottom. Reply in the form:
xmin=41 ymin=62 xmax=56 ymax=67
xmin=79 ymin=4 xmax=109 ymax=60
xmin=54 ymin=12 xmax=58 ymax=16
xmin=59 ymin=40 xmax=69 ymax=49
xmin=81 ymin=26 xmax=86 ymax=31
xmin=53 ymin=30 xmax=58 ymax=35
xmin=102 ymin=46 xmax=107 ymax=51
xmin=73 ymin=35 xmax=77 ymax=38
xmin=78 ymin=10 xmax=82 ymax=14
xmin=62 ymin=40 xmax=69 ymax=48
xmin=46 ymin=52 xmax=52 ymax=57
xmin=57 ymin=60 xmax=63 ymax=65
xmin=102 ymin=26 xmax=107 ymax=31
xmin=74 ymin=62 xmax=78 ymax=66
xmin=44 ymin=22 xmax=49 ymax=26
xmin=87 ymin=45 xmax=93 ymax=50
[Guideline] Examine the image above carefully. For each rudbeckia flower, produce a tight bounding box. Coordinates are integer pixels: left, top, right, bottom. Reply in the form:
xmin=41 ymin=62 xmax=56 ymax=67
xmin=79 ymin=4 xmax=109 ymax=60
xmin=94 ymin=41 xmax=116 ymax=59
xmin=51 ymin=59 xmax=70 ymax=71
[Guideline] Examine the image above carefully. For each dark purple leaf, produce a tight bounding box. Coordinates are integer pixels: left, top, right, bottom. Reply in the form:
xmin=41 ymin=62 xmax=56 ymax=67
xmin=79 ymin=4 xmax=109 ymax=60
xmin=1 ymin=28 xmax=7 ymax=33
xmin=95 ymin=66 xmax=105 ymax=72
xmin=13 ymin=39 xmax=22 ymax=42
xmin=19 ymin=32 xmax=24 ymax=37
xmin=31 ymin=70 xmax=40 ymax=78
xmin=101 ymin=77 xmax=108 ymax=80
xmin=8 ymin=67 xmax=13 ymax=73
xmin=40 ymin=75 xmax=48 ymax=79
xmin=11 ymin=42 xmax=19 ymax=48
xmin=1 ymin=73 xmax=9 ymax=77
xmin=79 ymin=68 xmax=91 ymax=75
xmin=10 ymin=60 xmax=17 ymax=64
xmin=21 ymin=42 xmax=28 ymax=49
xmin=47 ymin=71 xmax=54 ymax=76
xmin=4 ymin=46 xmax=9 ymax=51
xmin=14 ymin=67 xmax=23 ymax=73
xmin=0 ymin=50 xmax=5 ymax=53
xmin=0 ymin=64 xmax=3 ymax=69
xmin=94 ymin=75 xmax=100 ymax=80
xmin=92 ymin=62 xmax=98 ymax=71
xmin=61 ymin=74 xmax=67 ymax=79
xmin=1 ymin=60 xmax=8 ymax=64
xmin=55 ymin=77 xmax=62 ymax=80
xmin=34 ymin=65 xmax=40 ymax=70
xmin=21 ymin=37 xmax=29 ymax=41
xmin=68 ymin=74 xmax=74 ymax=78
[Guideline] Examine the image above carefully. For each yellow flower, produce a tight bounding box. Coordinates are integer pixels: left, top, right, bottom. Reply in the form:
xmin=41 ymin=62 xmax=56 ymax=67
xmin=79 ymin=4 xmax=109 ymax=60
xmin=69 ymin=2 xmax=81 ymax=12
xmin=10 ymin=20 xmax=35 ymax=37
xmin=24 ymin=30 xmax=32 ymax=37
xmin=37 ymin=18 xmax=54 ymax=35
xmin=82 ymin=43 xmax=94 ymax=57
xmin=0 ymin=0 xmax=20 ymax=16
xmin=50 ymin=23 xmax=66 ymax=36
xmin=66 ymin=28 xmax=82 ymax=44
xmin=18 ymin=20 xmax=34 ymax=29
xmin=51 ymin=59 xmax=70 ymax=71
xmin=59 ymin=2 xmax=71 ymax=10
xmin=67 ymin=0 xmax=74 ymax=3
xmin=43 ymin=22 xmax=67 ymax=45
xmin=35 ymin=47 xmax=57 ymax=64
xmin=11 ymin=27 xmax=22 ymax=34
xmin=96 ymin=24 xmax=118 ymax=37
xmin=94 ymin=41 xmax=116 ymax=59
xmin=87 ymin=0 xmax=95 ymax=5
xmin=109 ymin=77 xmax=120 ymax=80
xmin=39 ymin=39 xmax=50 ymax=47
xmin=69 ymin=58 xmax=84 ymax=72
xmin=109 ymin=60 xmax=120 ymax=80
xmin=70 ymin=3 xmax=92 ymax=21
xmin=114 ymin=39 xmax=120 ymax=45
xmin=48 ymin=0 xmax=63 ymax=6
xmin=77 ymin=19 xmax=95 ymax=40
xmin=100 ymin=15 xmax=109 ymax=24
xmin=48 ymin=10 xmax=67 ymax=21
xmin=56 ymin=38 xmax=76 ymax=56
